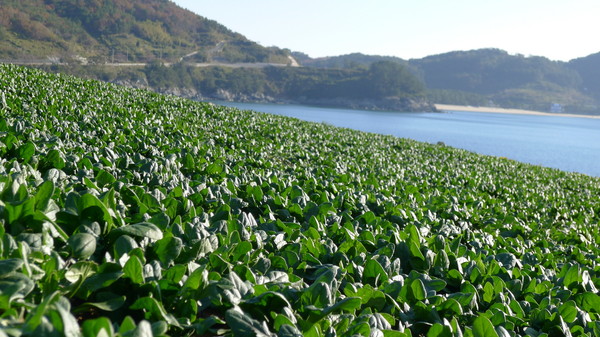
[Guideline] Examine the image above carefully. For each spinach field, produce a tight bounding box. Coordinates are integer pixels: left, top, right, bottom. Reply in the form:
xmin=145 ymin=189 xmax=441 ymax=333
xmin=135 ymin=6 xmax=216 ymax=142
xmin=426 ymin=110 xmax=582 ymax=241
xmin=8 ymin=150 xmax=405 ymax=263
xmin=0 ymin=64 xmax=599 ymax=336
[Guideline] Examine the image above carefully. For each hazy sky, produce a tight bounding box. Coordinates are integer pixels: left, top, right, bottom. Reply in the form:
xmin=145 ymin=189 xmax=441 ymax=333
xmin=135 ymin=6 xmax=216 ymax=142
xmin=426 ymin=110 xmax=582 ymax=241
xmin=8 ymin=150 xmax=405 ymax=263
xmin=173 ymin=0 xmax=599 ymax=61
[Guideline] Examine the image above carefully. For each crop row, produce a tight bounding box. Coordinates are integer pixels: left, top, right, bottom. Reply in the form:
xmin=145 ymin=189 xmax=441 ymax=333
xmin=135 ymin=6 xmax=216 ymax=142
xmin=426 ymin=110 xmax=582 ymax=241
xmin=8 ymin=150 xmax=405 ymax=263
xmin=0 ymin=64 xmax=599 ymax=336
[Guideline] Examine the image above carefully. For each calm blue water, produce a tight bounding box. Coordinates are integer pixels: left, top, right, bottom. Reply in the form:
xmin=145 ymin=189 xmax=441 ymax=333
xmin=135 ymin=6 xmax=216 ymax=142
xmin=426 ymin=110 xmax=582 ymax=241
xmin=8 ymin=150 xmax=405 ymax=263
xmin=215 ymin=101 xmax=600 ymax=177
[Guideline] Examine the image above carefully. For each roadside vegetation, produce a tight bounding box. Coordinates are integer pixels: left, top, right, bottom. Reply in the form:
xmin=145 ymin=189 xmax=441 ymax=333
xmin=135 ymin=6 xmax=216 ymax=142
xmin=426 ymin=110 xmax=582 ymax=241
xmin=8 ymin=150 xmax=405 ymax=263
xmin=1 ymin=64 xmax=599 ymax=336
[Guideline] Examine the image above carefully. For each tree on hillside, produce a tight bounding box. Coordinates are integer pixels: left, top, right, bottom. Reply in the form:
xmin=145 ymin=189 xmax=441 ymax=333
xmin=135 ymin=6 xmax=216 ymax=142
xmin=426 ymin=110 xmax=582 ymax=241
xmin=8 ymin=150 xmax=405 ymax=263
xmin=367 ymin=61 xmax=425 ymax=98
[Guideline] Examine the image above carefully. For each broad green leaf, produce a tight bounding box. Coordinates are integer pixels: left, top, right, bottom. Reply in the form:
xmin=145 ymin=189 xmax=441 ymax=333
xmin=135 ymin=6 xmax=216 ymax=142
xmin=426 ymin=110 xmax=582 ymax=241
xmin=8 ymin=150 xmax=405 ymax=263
xmin=80 ymin=193 xmax=114 ymax=232
xmin=509 ymin=300 xmax=525 ymax=318
xmin=131 ymin=320 xmax=153 ymax=337
xmin=411 ymin=279 xmax=427 ymax=301
xmin=557 ymin=301 xmax=578 ymax=323
xmin=483 ymin=282 xmax=495 ymax=303
xmin=220 ymin=271 xmax=254 ymax=305
xmin=495 ymin=253 xmax=520 ymax=269
xmin=427 ymin=323 xmax=452 ymax=337
xmin=278 ymin=324 xmax=303 ymax=337
xmin=244 ymin=291 xmax=291 ymax=311
xmin=409 ymin=241 xmax=425 ymax=260
xmin=153 ymin=235 xmax=183 ymax=267
xmin=82 ymin=317 xmax=114 ymax=337
xmin=0 ymin=273 xmax=35 ymax=308
xmin=18 ymin=142 xmax=35 ymax=162
xmin=81 ymin=268 xmax=123 ymax=295
xmin=96 ymin=170 xmax=116 ymax=187
xmin=364 ymin=259 xmax=389 ymax=286
xmin=232 ymin=241 xmax=253 ymax=262
xmin=35 ymin=180 xmax=55 ymax=211
xmin=472 ymin=316 xmax=499 ymax=337
xmin=54 ymin=296 xmax=81 ymax=337
xmin=181 ymin=267 xmax=208 ymax=294
xmin=42 ymin=149 xmax=66 ymax=170
xmin=495 ymin=326 xmax=511 ymax=337
xmin=300 ymin=282 xmax=332 ymax=309
xmin=148 ymin=212 xmax=170 ymax=229
xmin=323 ymin=297 xmax=362 ymax=315
xmin=113 ymin=235 xmax=139 ymax=261
xmin=130 ymin=297 xmax=181 ymax=328
xmin=163 ymin=264 xmax=187 ymax=284
xmin=206 ymin=161 xmax=224 ymax=175
xmin=577 ymin=292 xmax=600 ymax=313
xmin=346 ymin=322 xmax=371 ymax=337
xmin=23 ymin=291 xmax=62 ymax=333
xmin=273 ymin=315 xmax=296 ymax=332
xmin=151 ymin=321 xmax=168 ymax=336
xmin=428 ymin=279 xmax=447 ymax=292
xmin=119 ymin=316 xmax=137 ymax=335
xmin=113 ymin=222 xmax=163 ymax=241
xmin=123 ymin=255 xmax=145 ymax=285
xmin=67 ymin=233 xmax=97 ymax=259
xmin=563 ymin=264 xmax=581 ymax=289
xmin=64 ymin=261 xmax=97 ymax=283
xmin=0 ymin=259 xmax=23 ymax=277
xmin=440 ymin=298 xmax=463 ymax=316
xmin=225 ymin=306 xmax=272 ymax=337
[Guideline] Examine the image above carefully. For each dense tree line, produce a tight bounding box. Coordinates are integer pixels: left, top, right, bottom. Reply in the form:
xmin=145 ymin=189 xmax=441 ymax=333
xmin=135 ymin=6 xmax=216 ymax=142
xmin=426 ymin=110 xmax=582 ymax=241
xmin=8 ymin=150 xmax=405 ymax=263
xmin=142 ymin=61 xmax=427 ymax=101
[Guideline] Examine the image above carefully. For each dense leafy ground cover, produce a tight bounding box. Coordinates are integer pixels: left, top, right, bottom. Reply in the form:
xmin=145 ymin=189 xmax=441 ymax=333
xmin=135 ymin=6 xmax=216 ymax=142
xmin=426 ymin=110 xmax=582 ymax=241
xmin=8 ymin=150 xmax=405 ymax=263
xmin=0 ymin=64 xmax=599 ymax=337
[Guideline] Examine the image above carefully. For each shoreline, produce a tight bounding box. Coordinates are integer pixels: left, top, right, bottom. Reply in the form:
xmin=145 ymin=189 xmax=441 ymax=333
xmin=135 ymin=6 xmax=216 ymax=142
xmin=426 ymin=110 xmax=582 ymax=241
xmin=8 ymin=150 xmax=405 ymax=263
xmin=435 ymin=104 xmax=600 ymax=119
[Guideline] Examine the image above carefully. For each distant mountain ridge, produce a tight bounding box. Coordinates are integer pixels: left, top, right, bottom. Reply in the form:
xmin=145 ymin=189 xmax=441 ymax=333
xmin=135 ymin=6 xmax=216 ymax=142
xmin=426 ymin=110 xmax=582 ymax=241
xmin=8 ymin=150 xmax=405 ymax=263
xmin=298 ymin=49 xmax=600 ymax=113
xmin=410 ymin=49 xmax=598 ymax=112
xmin=2 ymin=0 xmax=600 ymax=113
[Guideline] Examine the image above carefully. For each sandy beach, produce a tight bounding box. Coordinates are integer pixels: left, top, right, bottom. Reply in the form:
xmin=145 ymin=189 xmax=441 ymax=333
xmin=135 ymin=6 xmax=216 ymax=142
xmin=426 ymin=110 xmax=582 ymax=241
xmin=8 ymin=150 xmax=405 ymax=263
xmin=435 ymin=104 xmax=600 ymax=119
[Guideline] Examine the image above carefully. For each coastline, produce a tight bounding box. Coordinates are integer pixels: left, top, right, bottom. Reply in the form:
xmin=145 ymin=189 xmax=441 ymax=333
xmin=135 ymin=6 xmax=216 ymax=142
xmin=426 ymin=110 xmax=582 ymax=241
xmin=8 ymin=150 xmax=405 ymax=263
xmin=435 ymin=104 xmax=600 ymax=119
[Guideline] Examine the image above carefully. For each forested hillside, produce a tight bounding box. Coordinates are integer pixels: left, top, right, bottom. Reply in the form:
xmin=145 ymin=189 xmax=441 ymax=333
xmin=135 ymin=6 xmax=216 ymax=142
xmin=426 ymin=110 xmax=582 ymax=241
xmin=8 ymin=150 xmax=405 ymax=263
xmin=569 ymin=52 xmax=600 ymax=101
xmin=409 ymin=49 xmax=596 ymax=111
xmin=0 ymin=0 xmax=289 ymax=64
xmin=299 ymin=49 xmax=600 ymax=113
xmin=0 ymin=0 xmax=434 ymax=111
xmin=40 ymin=60 xmax=433 ymax=111
xmin=3 ymin=0 xmax=600 ymax=113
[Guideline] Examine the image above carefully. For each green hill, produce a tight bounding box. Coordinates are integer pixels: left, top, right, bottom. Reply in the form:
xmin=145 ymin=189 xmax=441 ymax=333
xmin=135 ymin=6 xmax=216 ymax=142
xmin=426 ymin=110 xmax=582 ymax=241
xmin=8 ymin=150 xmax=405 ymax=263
xmin=569 ymin=52 xmax=600 ymax=101
xmin=297 ymin=49 xmax=600 ymax=113
xmin=409 ymin=49 xmax=598 ymax=113
xmin=4 ymin=0 xmax=600 ymax=113
xmin=0 ymin=0 xmax=289 ymax=64
xmin=2 ymin=63 xmax=600 ymax=336
xmin=295 ymin=52 xmax=409 ymax=70
xmin=0 ymin=0 xmax=433 ymax=111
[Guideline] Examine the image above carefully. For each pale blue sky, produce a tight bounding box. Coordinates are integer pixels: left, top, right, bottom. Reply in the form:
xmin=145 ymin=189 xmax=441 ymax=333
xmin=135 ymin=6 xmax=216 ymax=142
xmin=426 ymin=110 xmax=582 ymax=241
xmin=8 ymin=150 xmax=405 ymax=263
xmin=173 ymin=0 xmax=599 ymax=61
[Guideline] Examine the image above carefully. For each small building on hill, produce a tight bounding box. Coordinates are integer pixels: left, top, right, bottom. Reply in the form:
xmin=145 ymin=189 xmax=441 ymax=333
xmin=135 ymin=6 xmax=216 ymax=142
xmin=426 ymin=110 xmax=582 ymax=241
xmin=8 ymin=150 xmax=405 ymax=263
xmin=550 ymin=103 xmax=563 ymax=113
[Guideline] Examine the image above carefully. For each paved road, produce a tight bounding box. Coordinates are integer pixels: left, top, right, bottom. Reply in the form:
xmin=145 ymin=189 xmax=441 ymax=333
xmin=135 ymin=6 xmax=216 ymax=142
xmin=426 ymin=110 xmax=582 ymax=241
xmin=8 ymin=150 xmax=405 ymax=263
xmin=2 ymin=41 xmax=301 ymax=69
xmin=3 ymin=60 xmax=298 ymax=68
